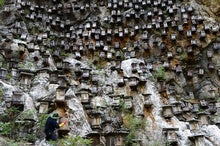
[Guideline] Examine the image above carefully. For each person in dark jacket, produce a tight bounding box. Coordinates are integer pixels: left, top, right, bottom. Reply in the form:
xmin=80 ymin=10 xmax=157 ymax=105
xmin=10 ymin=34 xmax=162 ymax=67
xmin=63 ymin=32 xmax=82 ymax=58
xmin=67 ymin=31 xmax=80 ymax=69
xmin=44 ymin=112 xmax=60 ymax=141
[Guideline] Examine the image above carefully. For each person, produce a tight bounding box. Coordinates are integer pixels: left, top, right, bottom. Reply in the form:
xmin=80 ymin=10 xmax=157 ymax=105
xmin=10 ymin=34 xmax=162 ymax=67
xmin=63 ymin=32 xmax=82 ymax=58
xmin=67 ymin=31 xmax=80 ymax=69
xmin=44 ymin=112 xmax=66 ymax=141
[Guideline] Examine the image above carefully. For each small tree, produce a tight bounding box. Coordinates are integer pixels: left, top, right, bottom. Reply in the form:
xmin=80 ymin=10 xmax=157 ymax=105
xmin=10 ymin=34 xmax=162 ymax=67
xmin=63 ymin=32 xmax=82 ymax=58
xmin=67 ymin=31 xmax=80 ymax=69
xmin=124 ymin=114 xmax=146 ymax=146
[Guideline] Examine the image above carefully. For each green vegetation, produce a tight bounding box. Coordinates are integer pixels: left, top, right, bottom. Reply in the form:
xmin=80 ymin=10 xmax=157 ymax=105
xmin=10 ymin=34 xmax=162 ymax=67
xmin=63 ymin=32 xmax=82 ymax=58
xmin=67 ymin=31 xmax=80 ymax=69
xmin=30 ymin=27 xmax=41 ymax=34
xmin=5 ymin=73 xmax=12 ymax=80
xmin=199 ymin=106 xmax=204 ymax=112
xmin=38 ymin=113 xmax=49 ymax=128
xmin=0 ymin=0 xmax=4 ymax=7
xmin=153 ymin=66 xmax=166 ymax=80
xmin=2 ymin=61 xmax=7 ymax=68
xmin=120 ymin=49 xmax=126 ymax=60
xmin=35 ymin=113 xmax=48 ymax=137
xmin=125 ymin=40 xmax=131 ymax=47
xmin=154 ymin=30 xmax=161 ymax=36
xmin=0 ymin=86 xmax=4 ymax=97
xmin=0 ymin=122 xmax=12 ymax=137
xmin=18 ymin=109 xmax=35 ymax=120
xmin=0 ymin=138 xmax=21 ymax=146
xmin=0 ymin=106 xmax=20 ymax=122
xmin=0 ymin=107 xmax=20 ymax=137
xmin=179 ymin=52 xmax=187 ymax=61
xmin=48 ymin=136 xmax=93 ymax=146
xmin=118 ymin=99 xmax=132 ymax=114
xmin=0 ymin=108 xmax=47 ymax=144
xmin=48 ymin=47 xmax=56 ymax=53
xmin=18 ymin=61 xmax=36 ymax=70
xmin=49 ymin=35 xmax=55 ymax=40
xmin=95 ymin=63 xmax=105 ymax=70
xmin=124 ymin=114 xmax=146 ymax=146
xmin=60 ymin=51 xmax=70 ymax=57
xmin=0 ymin=108 xmax=38 ymax=142
xmin=23 ymin=133 xmax=36 ymax=143
xmin=0 ymin=57 xmax=8 ymax=68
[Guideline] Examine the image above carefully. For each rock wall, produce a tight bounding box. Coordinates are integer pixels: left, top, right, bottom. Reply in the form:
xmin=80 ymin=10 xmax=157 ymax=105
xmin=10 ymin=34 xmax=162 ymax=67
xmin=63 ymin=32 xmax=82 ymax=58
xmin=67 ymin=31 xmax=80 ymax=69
xmin=0 ymin=0 xmax=220 ymax=146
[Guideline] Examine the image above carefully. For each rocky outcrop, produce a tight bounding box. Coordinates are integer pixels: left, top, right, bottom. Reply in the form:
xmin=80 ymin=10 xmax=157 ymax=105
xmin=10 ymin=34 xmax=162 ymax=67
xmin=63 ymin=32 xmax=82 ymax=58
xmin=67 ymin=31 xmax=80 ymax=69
xmin=0 ymin=0 xmax=220 ymax=146
xmin=196 ymin=0 xmax=220 ymax=21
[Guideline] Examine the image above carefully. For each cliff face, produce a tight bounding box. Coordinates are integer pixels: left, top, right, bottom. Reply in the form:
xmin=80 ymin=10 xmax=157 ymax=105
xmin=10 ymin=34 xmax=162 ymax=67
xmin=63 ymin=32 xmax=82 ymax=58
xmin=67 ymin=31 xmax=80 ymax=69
xmin=0 ymin=0 xmax=220 ymax=146
xmin=196 ymin=0 xmax=220 ymax=19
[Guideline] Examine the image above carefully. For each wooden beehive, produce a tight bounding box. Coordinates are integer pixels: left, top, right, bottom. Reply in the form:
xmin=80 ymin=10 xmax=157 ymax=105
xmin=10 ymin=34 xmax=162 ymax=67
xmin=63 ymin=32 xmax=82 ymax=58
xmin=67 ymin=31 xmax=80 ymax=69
xmin=162 ymin=105 xmax=174 ymax=118
xmin=39 ymin=102 xmax=49 ymax=114
xmin=56 ymin=86 xmax=66 ymax=101
xmin=162 ymin=128 xmax=179 ymax=144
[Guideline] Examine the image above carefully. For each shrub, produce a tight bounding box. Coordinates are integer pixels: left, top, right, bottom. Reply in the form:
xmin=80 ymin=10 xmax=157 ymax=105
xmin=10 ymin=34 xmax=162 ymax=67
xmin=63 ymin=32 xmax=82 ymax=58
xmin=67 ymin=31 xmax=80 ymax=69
xmin=0 ymin=106 xmax=20 ymax=122
xmin=18 ymin=61 xmax=36 ymax=70
xmin=0 ymin=107 xmax=20 ymax=138
xmin=124 ymin=114 xmax=146 ymax=146
xmin=0 ymin=122 xmax=12 ymax=137
xmin=0 ymin=0 xmax=4 ymax=7
xmin=38 ymin=113 xmax=49 ymax=127
xmin=35 ymin=113 xmax=49 ymax=139
xmin=24 ymin=133 xmax=36 ymax=143
xmin=153 ymin=66 xmax=166 ymax=80
xmin=5 ymin=73 xmax=12 ymax=80
xmin=49 ymin=136 xmax=93 ymax=146
xmin=179 ymin=53 xmax=187 ymax=61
